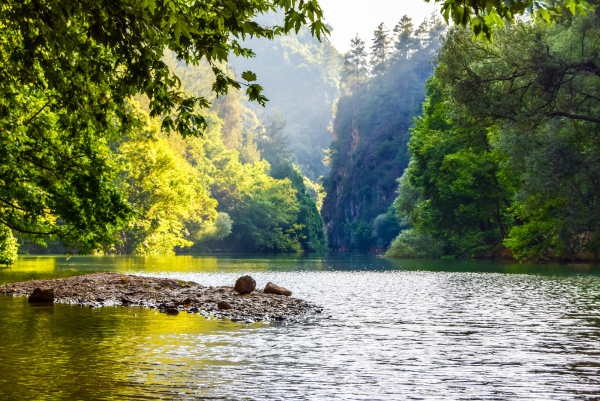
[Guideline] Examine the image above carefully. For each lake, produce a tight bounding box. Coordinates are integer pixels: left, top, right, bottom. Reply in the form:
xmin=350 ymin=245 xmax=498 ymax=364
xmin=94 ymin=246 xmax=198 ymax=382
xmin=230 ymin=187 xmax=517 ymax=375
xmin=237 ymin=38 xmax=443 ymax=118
xmin=1 ymin=254 xmax=600 ymax=400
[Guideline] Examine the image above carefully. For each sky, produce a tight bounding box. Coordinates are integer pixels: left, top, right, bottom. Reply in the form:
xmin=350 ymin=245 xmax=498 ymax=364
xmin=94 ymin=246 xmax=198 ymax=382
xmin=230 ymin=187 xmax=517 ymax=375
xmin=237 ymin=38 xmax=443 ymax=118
xmin=318 ymin=0 xmax=440 ymax=53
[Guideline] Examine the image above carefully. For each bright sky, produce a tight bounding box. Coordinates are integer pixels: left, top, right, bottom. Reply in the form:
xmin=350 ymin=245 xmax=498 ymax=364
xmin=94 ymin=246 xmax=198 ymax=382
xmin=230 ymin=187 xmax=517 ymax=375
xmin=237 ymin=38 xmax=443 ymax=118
xmin=318 ymin=0 xmax=440 ymax=53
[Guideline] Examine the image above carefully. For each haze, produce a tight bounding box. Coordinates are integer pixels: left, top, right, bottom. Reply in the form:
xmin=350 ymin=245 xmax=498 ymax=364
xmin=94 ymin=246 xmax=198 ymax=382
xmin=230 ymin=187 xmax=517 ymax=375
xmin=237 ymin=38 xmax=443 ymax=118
xmin=319 ymin=0 xmax=439 ymax=53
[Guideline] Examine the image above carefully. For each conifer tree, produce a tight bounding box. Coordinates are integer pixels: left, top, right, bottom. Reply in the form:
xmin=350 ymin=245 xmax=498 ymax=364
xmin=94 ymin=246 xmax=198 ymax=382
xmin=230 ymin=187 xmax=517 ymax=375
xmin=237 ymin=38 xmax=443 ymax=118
xmin=393 ymin=15 xmax=415 ymax=59
xmin=341 ymin=35 xmax=368 ymax=93
xmin=370 ymin=23 xmax=391 ymax=73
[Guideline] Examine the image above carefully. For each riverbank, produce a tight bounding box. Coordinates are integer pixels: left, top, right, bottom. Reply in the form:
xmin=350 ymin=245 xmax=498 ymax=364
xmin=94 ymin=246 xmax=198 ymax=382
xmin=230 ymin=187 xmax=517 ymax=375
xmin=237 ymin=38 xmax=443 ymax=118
xmin=0 ymin=272 xmax=320 ymax=323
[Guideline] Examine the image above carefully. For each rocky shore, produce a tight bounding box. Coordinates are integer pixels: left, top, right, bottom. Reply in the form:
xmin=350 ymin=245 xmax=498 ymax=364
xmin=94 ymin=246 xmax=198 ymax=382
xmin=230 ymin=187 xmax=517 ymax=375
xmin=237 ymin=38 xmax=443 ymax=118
xmin=0 ymin=272 xmax=322 ymax=323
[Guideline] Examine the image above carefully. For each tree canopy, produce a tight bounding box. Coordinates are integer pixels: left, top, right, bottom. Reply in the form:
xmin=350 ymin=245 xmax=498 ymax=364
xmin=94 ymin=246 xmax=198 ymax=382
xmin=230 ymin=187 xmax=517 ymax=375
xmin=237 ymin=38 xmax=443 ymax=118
xmin=388 ymin=12 xmax=600 ymax=260
xmin=0 ymin=0 xmax=327 ymax=252
xmin=426 ymin=0 xmax=590 ymax=40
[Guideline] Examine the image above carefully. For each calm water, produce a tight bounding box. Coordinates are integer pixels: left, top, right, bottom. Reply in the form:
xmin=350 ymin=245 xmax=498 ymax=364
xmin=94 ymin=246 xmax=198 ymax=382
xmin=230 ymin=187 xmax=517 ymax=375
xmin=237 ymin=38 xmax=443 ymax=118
xmin=1 ymin=254 xmax=600 ymax=400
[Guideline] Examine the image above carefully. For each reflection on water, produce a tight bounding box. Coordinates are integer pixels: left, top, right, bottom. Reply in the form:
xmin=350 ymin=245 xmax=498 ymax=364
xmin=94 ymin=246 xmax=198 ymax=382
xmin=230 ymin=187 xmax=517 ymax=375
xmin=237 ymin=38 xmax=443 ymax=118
xmin=1 ymin=255 xmax=600 ymax=400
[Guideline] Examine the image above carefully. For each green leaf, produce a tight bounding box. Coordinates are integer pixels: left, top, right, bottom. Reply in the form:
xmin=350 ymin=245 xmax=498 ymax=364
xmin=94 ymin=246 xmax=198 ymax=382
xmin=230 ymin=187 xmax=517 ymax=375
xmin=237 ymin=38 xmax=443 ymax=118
xmin=241 ymin=71 xmax=257 ymax=82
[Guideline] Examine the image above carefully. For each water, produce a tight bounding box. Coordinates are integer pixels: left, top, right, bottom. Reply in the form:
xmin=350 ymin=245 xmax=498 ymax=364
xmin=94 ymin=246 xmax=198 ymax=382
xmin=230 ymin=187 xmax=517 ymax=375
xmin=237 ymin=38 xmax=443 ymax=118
xmin=1 ymin=254 xmax=600 ymax=400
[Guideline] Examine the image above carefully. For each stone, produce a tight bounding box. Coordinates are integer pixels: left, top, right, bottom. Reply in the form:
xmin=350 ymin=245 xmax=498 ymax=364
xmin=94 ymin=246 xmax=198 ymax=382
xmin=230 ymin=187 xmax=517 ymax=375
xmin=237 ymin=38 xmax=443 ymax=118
xmin=264 ymin=282 xmax=292 ymax=297
xmin=217 ymin=301 xmax=232 ymax=310
xmin=166 ymin=307 xmax=179 ymax=315
xmin=28 ymin=288 xmax=54 ymax=303
xmin=234 ymin=275 xmax=256 ymax=294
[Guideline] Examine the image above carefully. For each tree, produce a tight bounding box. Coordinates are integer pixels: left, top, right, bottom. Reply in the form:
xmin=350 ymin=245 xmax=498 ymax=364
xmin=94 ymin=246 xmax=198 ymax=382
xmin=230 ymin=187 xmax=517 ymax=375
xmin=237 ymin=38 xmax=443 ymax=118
xmin=0 ymin=225 xmax=18 ymax=265
xmin=341 ymin=35 xmax=369 ymax=93
xmin=425 ymin=0 xmax=589 ymax=40
xmin=257 ymin=112 xmax=327 ymax=252
xmin=388 ymin=13 xmax=600 ymax=260
xmin=393 ymin=15 xmax=416 ymax=60
xmin=370 ymin=23 xmax=391 ymax=73
xmin=115 ymin=106 xmax=218 ymax=255
xmin=0 ymin=0 xmax=328 ymax=253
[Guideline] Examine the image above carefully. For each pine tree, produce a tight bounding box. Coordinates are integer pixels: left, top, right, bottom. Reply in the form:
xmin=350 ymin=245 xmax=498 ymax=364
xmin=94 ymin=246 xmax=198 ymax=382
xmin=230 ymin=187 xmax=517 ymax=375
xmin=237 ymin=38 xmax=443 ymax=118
xmin=393 ymin=15 xmax=415 ymax=60
xmin=370 ymin=23 xmax=390 ymax=73
xmin=341 ymin=35 xmax=368 ymax=94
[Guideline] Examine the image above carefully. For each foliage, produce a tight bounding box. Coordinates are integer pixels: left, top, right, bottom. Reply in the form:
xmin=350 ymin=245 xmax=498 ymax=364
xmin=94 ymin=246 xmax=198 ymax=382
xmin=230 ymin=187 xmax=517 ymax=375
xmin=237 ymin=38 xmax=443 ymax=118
xmin=370 ymin=23 xmax=391 ymax=72
xmin=399 ymin=78 xmax=512 ymax=258
xmin=0 ymin=225 xmax=19 ymax=265
xmin=372 ymin=207 xmax=401 ymax=249
xmin=341 ymin=35 xmax=369 ymax=94
xmin=390 ymin=13 xmax=600 ymax=260
xmin=322 ymin=14 xmax=445 ymax=251
xmin=0 ymin=0 xmax=327 ymax=252
xmin=230 ymin=22 xmax=341 ymax=180
xmin=425 ymin=0 xmax=589 ymax=40
xmin=258 ymin=113 xmax=327 ymax=252
xmin=115 ymin=107 xmax=218 ymax=255
xmin=385 ymin=228 xmax=444 ymax=258
xmin=164 ymin=113 xmax=307 ymax=252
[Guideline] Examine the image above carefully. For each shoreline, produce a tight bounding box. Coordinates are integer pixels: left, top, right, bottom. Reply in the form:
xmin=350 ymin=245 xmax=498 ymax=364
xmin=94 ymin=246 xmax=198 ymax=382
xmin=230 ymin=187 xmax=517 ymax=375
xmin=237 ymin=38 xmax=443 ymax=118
xmin=0 ymin=272 xmax=321 ymax=323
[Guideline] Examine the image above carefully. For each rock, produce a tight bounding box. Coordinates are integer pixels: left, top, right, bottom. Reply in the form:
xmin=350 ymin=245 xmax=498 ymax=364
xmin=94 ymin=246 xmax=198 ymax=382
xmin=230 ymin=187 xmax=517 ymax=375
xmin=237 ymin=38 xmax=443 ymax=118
xmin=217 ymin=301 xmax=232 ymax=310
xmin=264 ymin=282 xmax=292 ymax=297
xmin=28 ymin=288 xmax=54 ymax=303
xmin=166 ymin=307 xmax=179 ymax=315
xmin=234 ymin=275 xmax=256 ymax=294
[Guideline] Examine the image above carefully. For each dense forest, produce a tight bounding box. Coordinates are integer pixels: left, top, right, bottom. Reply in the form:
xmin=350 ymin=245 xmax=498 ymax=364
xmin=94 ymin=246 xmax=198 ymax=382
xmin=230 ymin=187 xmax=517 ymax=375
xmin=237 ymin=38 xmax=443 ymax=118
xmin=388 ymin=8 xmax=600 ymax=260
xmin=0 ymin=0 xmax=598 ymax=263
xmin=4 ymin=45 xmax=328 ymax=258
xmin=229 ymin=14 xmax=341 ymax=181
xmin=321 ymin=15 xmax=445 ymax=251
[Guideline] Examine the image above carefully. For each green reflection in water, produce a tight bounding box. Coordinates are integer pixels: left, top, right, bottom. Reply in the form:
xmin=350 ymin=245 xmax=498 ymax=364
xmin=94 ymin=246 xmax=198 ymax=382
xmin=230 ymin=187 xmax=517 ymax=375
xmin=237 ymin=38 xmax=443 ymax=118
xmin=0 ymin=294 xmax=243 ymax=400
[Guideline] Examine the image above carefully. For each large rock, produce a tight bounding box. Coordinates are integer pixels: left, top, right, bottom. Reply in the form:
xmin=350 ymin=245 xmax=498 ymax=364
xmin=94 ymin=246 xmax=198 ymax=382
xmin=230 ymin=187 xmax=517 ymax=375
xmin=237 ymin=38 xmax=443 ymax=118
xmin=264 ymin=282 xmax=292 ymax=297
xmin=28 ymin=288 xmax=54 ymax=303
xmin=234 ymin=275 xmax=256 ymax=294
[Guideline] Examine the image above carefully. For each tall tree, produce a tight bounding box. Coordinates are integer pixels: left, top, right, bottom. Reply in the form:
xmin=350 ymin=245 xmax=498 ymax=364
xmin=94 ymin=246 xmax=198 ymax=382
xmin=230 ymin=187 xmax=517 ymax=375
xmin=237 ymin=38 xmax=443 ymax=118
xmin=341 ymin=35 xmax=368 ymax=93
xmin=393 ymin=15 xmax=415 ymax=59
xmin=370 ymin=23 xmax=391 ymax=73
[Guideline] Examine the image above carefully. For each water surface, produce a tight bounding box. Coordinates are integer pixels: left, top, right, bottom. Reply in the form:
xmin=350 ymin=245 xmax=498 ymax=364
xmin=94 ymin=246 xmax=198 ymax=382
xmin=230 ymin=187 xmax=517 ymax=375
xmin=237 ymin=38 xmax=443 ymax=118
xmin=1 ymin=254 xmax=600 ymax=400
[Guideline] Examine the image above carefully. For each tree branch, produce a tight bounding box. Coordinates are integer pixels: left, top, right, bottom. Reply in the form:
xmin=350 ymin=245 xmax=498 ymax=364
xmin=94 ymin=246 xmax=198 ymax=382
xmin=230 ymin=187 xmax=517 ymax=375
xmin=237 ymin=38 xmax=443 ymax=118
xmin=548 ymin=111 xmax=600 ymax=124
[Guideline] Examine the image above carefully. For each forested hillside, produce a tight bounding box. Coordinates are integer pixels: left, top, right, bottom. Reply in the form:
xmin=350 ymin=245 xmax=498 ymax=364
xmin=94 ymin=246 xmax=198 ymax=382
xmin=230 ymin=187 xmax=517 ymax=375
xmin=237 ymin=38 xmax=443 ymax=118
xmin=14 ymin=54 xmax=328 ymax=256
xmin=387 ymin=10 xmax=600 ymax=261
xmin=321 ymin=15 xmax=445 ymax=251
xmin=230 ymin=19 xmax=341 ymax=181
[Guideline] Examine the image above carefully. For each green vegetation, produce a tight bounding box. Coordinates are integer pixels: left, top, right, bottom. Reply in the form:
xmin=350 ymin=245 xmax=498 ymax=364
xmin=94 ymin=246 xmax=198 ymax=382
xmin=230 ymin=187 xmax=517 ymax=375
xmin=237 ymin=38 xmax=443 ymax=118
xmin=426 ymin=0 xmax=589 ymax=40
xmin=0 ymin=0 xmax=328 ymax=255
xmin=0 ymin=225 xmax=18 ymax=265
xmin=230 ymin=20 xmax=341 ymax=181
xmin=322 ymin=15 xmax=445 ymax=251
xmin=388 ymin=11 xmax=600 ymax=261
xmin=0 ymin=0 xmax=327 ymax=254
xmin=2 ymin=0 xmax=595 ymax=259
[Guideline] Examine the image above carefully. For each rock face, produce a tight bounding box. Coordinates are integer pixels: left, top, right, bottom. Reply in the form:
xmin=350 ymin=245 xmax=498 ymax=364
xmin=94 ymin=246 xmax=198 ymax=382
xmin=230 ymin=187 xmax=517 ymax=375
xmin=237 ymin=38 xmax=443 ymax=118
xmin=28 ymin=288 xmax=54 ymax=303
xmin=320 ymin=57 xmax=434 ymax=251
xmin=234 ymin=275 xmax=256 ymax=294
xmin=264 ymin=282 xmax=292 ymax=297
xmin=217 ymin=301 xmax=232 ymax=310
